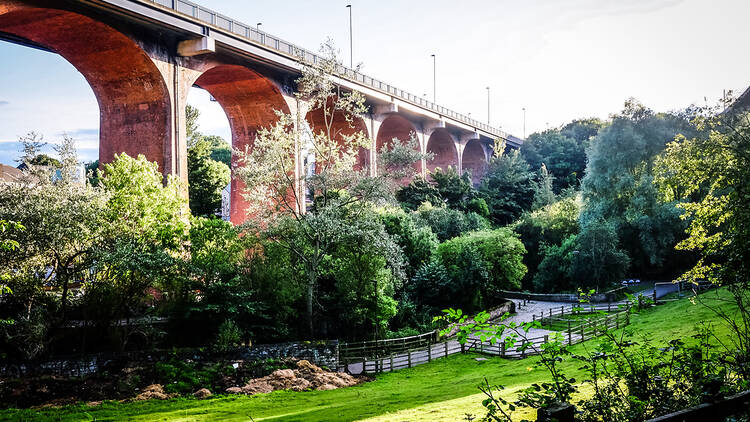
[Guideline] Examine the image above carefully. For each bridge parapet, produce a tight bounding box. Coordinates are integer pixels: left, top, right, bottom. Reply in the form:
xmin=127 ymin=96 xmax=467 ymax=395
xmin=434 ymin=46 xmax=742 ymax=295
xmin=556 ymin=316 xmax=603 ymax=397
xmin=142 ymin=0 xmax=517 ymax=144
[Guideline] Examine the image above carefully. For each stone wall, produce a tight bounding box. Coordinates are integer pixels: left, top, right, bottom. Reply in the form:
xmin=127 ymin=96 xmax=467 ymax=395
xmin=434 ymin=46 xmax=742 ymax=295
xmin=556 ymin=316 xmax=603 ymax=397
xmin=0 ymin=341 xmax=339 ymax=378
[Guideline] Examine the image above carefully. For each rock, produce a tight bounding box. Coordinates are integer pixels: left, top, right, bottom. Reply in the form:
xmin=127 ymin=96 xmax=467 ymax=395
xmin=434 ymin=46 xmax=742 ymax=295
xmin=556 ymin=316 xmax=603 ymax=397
xmin=86 ymin=401 xmax=103 ymax=407
xmin=225 ymin=387 xmax=243 ymax=394
xmin=193 ymin=388 xmax=212 ymax=399
xmin=316 ymin=383 xmax=337 ymax=391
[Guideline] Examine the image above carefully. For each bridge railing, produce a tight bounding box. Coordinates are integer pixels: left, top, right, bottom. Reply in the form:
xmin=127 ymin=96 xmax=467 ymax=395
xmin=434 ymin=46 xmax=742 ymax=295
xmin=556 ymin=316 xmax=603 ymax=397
xmin=144 ymin=0 xmax=515 ymax=142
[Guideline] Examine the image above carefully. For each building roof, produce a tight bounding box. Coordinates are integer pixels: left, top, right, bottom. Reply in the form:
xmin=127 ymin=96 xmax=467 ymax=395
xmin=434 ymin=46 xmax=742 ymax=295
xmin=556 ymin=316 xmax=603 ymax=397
xmin=0 ymin=164 xmax=23 ymax=183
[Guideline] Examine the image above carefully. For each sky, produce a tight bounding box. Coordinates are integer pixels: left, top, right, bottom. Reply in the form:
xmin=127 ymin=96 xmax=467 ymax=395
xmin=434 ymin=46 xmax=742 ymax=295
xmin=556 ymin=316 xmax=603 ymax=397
xmin=1 ymin=0 xmax=749 ymax=166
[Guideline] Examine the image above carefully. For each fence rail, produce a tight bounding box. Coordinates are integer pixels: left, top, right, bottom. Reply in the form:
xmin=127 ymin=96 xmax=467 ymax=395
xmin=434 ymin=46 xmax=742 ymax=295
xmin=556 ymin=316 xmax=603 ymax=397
xmin=139 ymin=0 xmax=514 ymax=141
xmin=343 ymin=304 xmax=640 ymax=374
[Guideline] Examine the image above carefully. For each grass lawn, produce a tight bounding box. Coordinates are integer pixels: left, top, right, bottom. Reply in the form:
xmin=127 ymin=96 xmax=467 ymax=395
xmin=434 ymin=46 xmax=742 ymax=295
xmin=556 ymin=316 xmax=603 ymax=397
xmin=0 ymin=288 xmax=739 ymax=422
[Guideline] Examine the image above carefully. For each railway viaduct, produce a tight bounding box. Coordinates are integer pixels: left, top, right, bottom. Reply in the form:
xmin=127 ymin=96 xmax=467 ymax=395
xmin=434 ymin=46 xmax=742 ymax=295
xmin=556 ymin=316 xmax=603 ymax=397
xmin=0 ymin=0 xmax=523 ymax=224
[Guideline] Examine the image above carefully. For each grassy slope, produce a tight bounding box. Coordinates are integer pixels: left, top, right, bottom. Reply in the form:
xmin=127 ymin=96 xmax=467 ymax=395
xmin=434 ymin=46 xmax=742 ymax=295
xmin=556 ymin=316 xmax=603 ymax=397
xmin=1 ymin=289 xmax=738 ymax=422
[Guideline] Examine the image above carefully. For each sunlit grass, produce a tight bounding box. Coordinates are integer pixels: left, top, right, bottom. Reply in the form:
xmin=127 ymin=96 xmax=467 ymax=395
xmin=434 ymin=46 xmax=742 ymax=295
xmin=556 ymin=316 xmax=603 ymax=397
xmin=1 ymin=288 xmax=737 ymax=422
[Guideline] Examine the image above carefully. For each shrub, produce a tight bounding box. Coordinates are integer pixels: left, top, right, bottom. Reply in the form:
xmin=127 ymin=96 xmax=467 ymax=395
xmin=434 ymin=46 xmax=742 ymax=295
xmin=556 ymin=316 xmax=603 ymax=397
xmin=214 ymin=319 xmax=242 ymax=353
xmin=436 ymin=229 xmax=526 ymax=312
xmin=412 ymin=203 xmax=489 ymax=242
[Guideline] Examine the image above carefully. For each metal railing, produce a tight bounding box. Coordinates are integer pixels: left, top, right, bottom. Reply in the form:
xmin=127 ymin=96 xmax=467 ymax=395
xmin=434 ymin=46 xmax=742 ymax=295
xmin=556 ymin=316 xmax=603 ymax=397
xmin=144 ymin=0 xmax=514 ymax=141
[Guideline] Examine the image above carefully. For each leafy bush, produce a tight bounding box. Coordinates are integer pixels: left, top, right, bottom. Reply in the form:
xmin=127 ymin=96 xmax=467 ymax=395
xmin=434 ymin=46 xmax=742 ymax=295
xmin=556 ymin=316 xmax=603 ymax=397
xmin=436 ymin=229 xmax=526 ymax=312
xmin=514 ymin=196 xmax=580 ymax=290
xmin=395 ymin=176 xmax=441 ymax=211
xmin=379 ymin=207 xmax=438 ymax=278
xmin=412 ymin=203 xmax=489 ymax=242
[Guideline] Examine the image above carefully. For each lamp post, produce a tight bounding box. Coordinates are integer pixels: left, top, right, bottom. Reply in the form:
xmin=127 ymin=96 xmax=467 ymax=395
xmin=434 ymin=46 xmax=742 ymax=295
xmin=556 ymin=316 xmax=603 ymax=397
xmin=486 ymin=86 xmax=490 ymax=125
xmin=522 ymin=107 xmax=526 ymax=139
xmin=346 ymin=5 xmax=353 ymax=68
xmin=431 ymin=54 xmax=436 ymax=103
xmin=256 ymin=22 xmax=262 ymax=31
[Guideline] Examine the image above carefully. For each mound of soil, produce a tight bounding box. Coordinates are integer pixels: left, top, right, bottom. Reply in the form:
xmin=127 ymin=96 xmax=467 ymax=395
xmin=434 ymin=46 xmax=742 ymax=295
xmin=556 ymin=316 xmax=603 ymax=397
xmin=226 ymin=360 xmax=365 ymax=395
xmin=132 ymin=384 xmax=175 ymax=401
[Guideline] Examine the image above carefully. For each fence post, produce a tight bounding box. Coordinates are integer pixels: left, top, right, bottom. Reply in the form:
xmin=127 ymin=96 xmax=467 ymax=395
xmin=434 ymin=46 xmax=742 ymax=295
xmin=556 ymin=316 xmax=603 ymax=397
xmin=408 ymin=350 xmax=412 ymax=367
xmin=653 ymin=289 xmax=657 ymax=304
xmin=580 ymin=321 xmax=585 ymax=341
xmin=445 ymin=342 xmax=449 ymax=357
xmin=521 ymin=339 xmax=526 ymax=358
xmin=501 ymin=341 xmax=506 ymax=357
xmin=390 ymin=354 xmax=394 ymax=371
xmin=561 ymin=305 xmax=564 ymax=316
xmin=532 ymin=313 xmax=536 ymax=323
xmin=567 ymin=321 xmax=572 ymax=344
xmin=549 ymin=308 xmax=553 ymax=318
xmin=616 ymin=312 xmax=620 ymax=329
xmin=428 ymin=345 xmax=432 ymax=362
xmin=608 ymin=303 xmax=611 ymax=312
xmin=544 ymin=335 xmax=549 ymax=345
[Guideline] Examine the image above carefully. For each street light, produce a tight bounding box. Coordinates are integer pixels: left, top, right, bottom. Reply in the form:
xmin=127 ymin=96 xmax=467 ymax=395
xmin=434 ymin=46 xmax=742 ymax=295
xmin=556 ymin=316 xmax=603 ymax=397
xmin=486 ymin=86 xmax=490 ymax=125
xmin=256 ymin=22 xmax=262 ymax=31
xmin=431 ymin=54 xmax=436 ymax=103
xmin=522 ymin=107 xmax=526 ymax=139
xmin=346 ymin=5 xmax=353 ymax=68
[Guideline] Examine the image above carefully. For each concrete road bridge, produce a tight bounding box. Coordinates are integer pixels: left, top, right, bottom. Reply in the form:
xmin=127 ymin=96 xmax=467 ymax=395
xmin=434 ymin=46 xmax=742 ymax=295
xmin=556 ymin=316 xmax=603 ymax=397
xmin=0 ymin=0 xmax=523 ymax=224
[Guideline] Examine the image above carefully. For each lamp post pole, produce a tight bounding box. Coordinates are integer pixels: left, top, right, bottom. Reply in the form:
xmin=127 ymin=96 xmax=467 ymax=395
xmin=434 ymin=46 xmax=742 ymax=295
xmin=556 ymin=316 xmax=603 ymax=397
xmin=346 ymin=5 xmax=353 ymax=68
xmin=431 ymin=54 xmax=436 ymax=103
xmin=522 ymin=107 xmax=526 ymax=139
xmin=486 ymin=87 xmax=490 ymax=125
xmin=256 ymin=22 xmax=261 ymax=31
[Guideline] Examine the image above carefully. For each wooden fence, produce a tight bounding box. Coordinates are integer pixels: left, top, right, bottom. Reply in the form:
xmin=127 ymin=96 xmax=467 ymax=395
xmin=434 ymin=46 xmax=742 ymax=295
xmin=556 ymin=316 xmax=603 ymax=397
xmin=341 ymin=303 xmax=640 ymax=374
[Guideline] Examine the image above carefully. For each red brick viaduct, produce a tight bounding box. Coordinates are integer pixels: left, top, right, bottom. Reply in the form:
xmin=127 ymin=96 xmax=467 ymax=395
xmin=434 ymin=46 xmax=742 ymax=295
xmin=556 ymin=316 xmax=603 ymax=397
xmin=0 ymin=0 xmax=522 ymax=224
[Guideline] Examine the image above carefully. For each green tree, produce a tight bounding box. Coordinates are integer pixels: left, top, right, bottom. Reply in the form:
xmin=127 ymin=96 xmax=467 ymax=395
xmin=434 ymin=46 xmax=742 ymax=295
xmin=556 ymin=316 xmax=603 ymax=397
xmin=581 ymin=99 xmax=693 ymax=275
xmin=395 ymin=176 xmax=442 ymax=210
xmin=29 ymin=154 xmax=61 ymax=168
xmin=569 ymin=219 xmax=630 ymax=290
xmin=186 ymin=104 xmax=202 ymax=148
xmin=655 ymin=109 xmax=750 ymax=370
xmin=234 ymin=42 xmax=412 ymax=338
xmin=513 ymin=196 xmax=580 ymax=290
xmin=436 ymin=228 xmax=526 ymax=312
xmin=479 ymin=149 xmax=535 ymax=226
xmin=412 ymin=202 xmax=489 ymax=242
xmin=430 ymin=166 xmax=475 ymax=210
xmin=187 ymin=139 xmax=230 ymax=217
xmin=532 ymin=163 xmax=556 ymax=210
xmin=379 ymin=207 xmax=438 ymax=278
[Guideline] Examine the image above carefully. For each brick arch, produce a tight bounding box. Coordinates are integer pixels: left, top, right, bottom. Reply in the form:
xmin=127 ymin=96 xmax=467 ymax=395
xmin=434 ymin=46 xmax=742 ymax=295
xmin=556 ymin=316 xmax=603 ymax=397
xmin=462 ymin=139 xmax=487 ymax=186
xmin=0 ymin=2 xmax=172 ymax=174
xmin=192 ymin=64 xmax=291 ymax=225
xmin=304 ymin=98 xmax=369 ymax=172
xmin=375 ymin=114 xmax=421 ymax=177
xmin=425 ymin=129 xmax=459 ymax=174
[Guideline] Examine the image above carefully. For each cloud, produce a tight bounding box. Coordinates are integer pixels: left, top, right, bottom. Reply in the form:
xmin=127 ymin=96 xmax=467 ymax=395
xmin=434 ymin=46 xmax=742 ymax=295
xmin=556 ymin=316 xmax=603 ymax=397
xmin=0 ymin=100 xmax=8 ymax=106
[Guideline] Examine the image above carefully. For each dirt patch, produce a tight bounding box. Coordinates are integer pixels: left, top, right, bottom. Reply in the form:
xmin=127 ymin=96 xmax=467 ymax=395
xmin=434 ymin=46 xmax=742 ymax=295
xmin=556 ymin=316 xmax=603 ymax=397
xmin=132 ymin=384 xmax=174 ymax=401
xmin=227 ymin=360 xmax=366 ymax=395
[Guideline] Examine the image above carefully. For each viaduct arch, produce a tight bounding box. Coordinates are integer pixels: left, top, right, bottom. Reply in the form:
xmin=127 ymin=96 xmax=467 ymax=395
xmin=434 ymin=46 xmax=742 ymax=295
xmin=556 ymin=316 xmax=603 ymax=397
xmin=305 ymin=98 xmax=369 ymax=172
xmin=462 ymin=139 xmax=488 ymax=186
xmin=0 ymin=1 xmax=172 ymax=174
xmin=190 ymin=64 xmax=291 ymax=224
xmin=425 ymin=128 xmax=459 ymax=175
xmin=375 ymin=114 xmax=422 ymax=179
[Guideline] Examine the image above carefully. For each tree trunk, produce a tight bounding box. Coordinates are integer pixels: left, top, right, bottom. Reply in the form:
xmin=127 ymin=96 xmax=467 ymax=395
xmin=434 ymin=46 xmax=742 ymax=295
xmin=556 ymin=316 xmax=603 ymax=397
xmin=307 ymin=271 xmax=315 ymax=338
